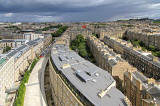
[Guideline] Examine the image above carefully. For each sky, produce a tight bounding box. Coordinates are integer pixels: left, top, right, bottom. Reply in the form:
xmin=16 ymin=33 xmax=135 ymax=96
xmin=0 ymin=0 xmax=160 ymax=22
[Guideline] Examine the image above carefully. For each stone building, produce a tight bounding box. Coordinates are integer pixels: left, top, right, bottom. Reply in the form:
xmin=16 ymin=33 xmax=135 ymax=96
xmin=49 ymin=43 xmax=131 ymax=106
xmin=0 ymin=36 xmax=52 ymax=105
xmin=0 ymin=39 xmax=28 ymax=49
xmin=0 ymin=56 xmax=14 ymax=105
xmin=87 ymin=35 xmax=136 ymax=91
xmin=124 ymin=71 xmax=160 ymax=106
xmin=67 ymin=26 xmax=92 ymax=41
xmin=43 ymin=34 xmax=52 ymax=49
xmin=104 ymin=36 xmax=160 ymax=80
xmin=23 ymin=32 xmax=43 ymax=41
xmin=123 ymin=29 xmax=160 ymax=50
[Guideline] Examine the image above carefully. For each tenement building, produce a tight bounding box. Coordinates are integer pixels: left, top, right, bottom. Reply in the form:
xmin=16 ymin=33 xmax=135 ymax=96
xmin=67 ymin=26 xmax=92 ymax=41
xmin=123 ymin=28 xmax=160 ymax=50
xmin=49 ymin=43 xmax=131 ymax=106
xmin=124 ymin=71 xmax=160 ymax=106
xmin=104 ymin=36 xmax=160 ymax=80
xmin=0 ymin=36 xmax=52 ymax=105
xmin=87 ymin=35 xmax=136 ymax=91
xmin=0 ymin=39 xmax=28 ymax=49
xmin=22 ymin=30 xmax=46 ymax=41
xmin=0 ymin=56 xmax=14 ymax=105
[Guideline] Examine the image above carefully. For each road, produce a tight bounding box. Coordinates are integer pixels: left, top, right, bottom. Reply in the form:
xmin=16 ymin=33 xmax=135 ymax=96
xmin=24 ymin=57 xmax=48 ymax=106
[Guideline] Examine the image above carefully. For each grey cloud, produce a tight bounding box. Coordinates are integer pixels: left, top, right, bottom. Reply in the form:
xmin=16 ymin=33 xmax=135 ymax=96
xmin=0 ymin=0 xmax=159 ymax=22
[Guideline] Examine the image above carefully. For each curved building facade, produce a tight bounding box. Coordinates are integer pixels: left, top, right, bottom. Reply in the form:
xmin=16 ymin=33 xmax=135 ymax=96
xmin=49 ymin=44 xmax=131 ymax=106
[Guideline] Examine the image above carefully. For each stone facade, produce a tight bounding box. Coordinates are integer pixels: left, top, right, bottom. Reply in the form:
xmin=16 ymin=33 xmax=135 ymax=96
xmin=0 ymin=57 xmax=14 ymax=105
xmin=87 ymin=35 xmax=136 ymax=91
xmin=104 ymin=36 xmax=160 ymax=80
xmin=0 ymin=39 xmax=27 ymax=48
xmin=49 ymin=60 xmax=83 ymax=106
xmin=124 ymin=71 xmax=160 ymax=106
xmin=123 ymin=29 xmax=160 ymax=50
xmin=0 ymin=36 xmax=52 ymax=105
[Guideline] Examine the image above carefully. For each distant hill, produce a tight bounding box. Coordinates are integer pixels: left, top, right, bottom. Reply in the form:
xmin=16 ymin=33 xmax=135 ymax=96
xmin=117 ymin=18 xmax=154 ymax=22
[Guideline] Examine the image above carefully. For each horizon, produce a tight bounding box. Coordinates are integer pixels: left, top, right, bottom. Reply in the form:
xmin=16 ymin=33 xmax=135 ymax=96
xmin=0 ymin=17 xmax=159 ymax=23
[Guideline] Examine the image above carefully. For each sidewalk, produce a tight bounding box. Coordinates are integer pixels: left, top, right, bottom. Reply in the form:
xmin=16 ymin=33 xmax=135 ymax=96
xmin=24 ymin=57 xmax=48 ymax=106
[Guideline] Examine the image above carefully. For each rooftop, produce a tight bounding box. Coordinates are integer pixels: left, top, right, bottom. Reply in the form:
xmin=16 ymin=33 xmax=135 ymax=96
xmin=6 ymin=38 xmax=42 ymax=59
xmin=105 ymin=36 xmax=160 ymax=68
xmin=0 ymin=39 xmax=27 ymax=43
xmin=51 ymin=44 xmax=127 ymax=106
xmin=125 ymin=70 xmax=160 ymax=105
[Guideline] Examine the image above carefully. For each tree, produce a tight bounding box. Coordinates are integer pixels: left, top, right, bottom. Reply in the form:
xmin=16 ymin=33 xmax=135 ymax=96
xmin=3 ymin=46 xmax=11 ymax=53
xmin=139 ymin=41 xmax=145 ymax=47
xmin=79 ymin=48 xmax=87 ymax=57
xmin=70 ymin=34 xmax=96 ymax=62
xmin=148 ymin=45 xmax=156 ymax=51
xmin=122 ymin=36 xmax=128 ymax=41
xmin=51 ymin=26 xmax=68 ymax=37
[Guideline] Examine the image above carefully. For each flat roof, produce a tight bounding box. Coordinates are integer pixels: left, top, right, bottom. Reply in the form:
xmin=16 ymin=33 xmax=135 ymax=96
xmin=6 ymin=38 xmax=42 ymax=58
xmin=21 ymin=29 xmax=35 ymax=32
xmin=6 ymin=50 xmax=18 ymax=58
xmin=0 ymin=39 xmax=26 ymax=43
xmin=132 ymin=71 xmax=147 ymax=83
xmin=26 ymin=40 xmax=37 ymax=46
xmin=51 ymin=45 xmax=127 ymax=106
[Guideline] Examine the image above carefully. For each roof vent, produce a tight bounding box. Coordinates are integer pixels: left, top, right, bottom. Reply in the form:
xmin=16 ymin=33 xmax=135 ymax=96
xmin=61 ymin=64 xmax=71 ymax=69
xmin=98 ymin=81 xmax=116 ymax=98
xmin=76 ymin=71 xmax=92 ymax=83
xmin=92 ymin=79 xmax=96 ymax=83
xmin=95 ymin=73 xmax=99 ymax=77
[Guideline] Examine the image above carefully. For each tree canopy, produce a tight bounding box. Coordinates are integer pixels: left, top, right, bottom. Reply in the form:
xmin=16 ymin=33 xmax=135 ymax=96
xmin=70 ymin=34 xmax=96 ymax=63
xmin=51 ymin=26 xmax=68 ymax=37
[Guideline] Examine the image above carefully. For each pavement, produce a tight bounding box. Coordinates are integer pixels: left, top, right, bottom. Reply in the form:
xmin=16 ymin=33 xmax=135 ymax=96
xmin=24 ymin=57 xmax=48 ymax=106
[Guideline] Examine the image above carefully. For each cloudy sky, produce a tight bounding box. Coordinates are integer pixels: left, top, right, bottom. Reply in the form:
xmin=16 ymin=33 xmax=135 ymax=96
xmin=0 ymin=0 xmax=160 ymax=22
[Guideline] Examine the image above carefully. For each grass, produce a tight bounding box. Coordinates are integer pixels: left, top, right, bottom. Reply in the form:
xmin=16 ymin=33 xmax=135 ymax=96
xmin=14 ymin=58 xmax=39 ymax=106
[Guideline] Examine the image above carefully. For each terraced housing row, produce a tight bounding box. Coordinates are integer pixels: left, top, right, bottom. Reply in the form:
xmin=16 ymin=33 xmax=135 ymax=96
xmin=0 ymin=34 xmax=52 ymax=105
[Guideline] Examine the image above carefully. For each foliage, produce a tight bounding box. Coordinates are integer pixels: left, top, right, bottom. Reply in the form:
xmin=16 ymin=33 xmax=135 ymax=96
xmin=153 ymin=20 xmax=160 ymax=24
xmin=70 ymin=34 xmax=96 ymax=63
xmin=5 ymin=26 xmax=21 ymax=30
xmin=51 ymin=26 xmax=68 ymax=37
xmin=3 ymin=46 xmax=11 ymax=53
xmin=123 ymin=38 xmax=160 ymax=58
xmin=152 ymin=51 xmax=160 ymax=57
xmin=14 ymin=59 xmax=39 ymax=106
xmin=42 ymin=24 xmax=62 ymax=31
xmin=122 ymin=36 xmax=128 ymax=41
xmin=130 ymin=40 xmax=140 ymax=47
xmin=139 ymin=41 xmax=145 ymax=47
xmin=92 ymin=33 xmax=99 ymax=38
xmin=148 ymin=45 xmax=156 ymax=51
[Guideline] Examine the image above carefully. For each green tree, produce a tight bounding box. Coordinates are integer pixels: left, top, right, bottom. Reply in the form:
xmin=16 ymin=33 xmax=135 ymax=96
xmin=79 ymin=48 xmax=87 ymax=57
xmin=51 ymin=26 xmax=68 ymax=37
xmin=148 ymin=45 xmax=156 ymax=51
xmin=3 ymin=46 xmax=11 ymax=53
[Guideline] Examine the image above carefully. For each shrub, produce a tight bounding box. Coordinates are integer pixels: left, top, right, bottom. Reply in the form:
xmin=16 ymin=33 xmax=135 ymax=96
xmin=14 ymin=59 xmax=39 ymax=106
